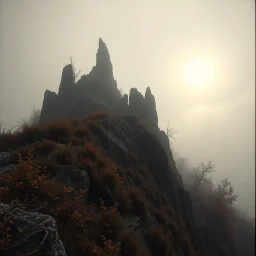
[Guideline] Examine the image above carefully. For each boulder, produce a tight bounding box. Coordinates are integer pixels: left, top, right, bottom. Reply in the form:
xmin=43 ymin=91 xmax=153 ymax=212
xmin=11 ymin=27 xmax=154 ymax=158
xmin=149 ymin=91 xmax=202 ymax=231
xmin=0 ymin=203 xmax=66 ymax=256
xmin=54 ymin=165 xmax=90 ymax=201
xmin=58 ymin=64 xmax=74 ymax=95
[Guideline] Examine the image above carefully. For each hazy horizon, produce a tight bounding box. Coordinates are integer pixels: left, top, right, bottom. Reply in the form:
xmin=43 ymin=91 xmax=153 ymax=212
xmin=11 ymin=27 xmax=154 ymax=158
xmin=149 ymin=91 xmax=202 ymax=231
xmin=0 ymin=0 xmax=255 ymax=216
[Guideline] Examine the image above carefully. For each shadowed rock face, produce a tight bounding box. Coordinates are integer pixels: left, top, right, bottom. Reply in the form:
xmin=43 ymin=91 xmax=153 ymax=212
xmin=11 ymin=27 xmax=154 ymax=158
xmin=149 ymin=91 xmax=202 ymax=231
xmin=40 ymin=38 xmax=122 ymax=124
xmin=128 ymin=87 xmax=158 ymax=132
xmin=40 ymin=90 xmax=57 ymax=123
xmin=40 ymin=38 xmax=158 ymax=132
xmin=95 ymin=38 xmax=113 ymax=77
xmin=58 ymin=64 xmax=74 ymax=95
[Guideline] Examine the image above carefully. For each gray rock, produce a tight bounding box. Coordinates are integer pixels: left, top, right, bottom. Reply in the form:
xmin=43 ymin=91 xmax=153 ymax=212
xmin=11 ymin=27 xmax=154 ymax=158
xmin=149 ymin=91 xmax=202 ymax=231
xmin=58 ymin=64 xmax=74 ymax=95
xmin=0 ymin=164 xmax=17 ymax=174
xmin=0 ymin=152 xmax=10 ymax=164
xmin=54 ymin=165 xmax=90 ymax=201
xmin=0 ymin=202 xmax=67 ymax=256
xmin=129 ymin=87 xmax=159 ymax=132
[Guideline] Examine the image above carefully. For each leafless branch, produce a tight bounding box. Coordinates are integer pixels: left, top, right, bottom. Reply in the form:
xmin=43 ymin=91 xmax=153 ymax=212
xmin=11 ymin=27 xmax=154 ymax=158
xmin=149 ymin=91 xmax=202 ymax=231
xmin=69 ymin=56 xmax=81 ymax=83
xmin=193 ymin=160 xmax=215 ymax=190
xmin=166 ymin=122 xmax=177 ymax=140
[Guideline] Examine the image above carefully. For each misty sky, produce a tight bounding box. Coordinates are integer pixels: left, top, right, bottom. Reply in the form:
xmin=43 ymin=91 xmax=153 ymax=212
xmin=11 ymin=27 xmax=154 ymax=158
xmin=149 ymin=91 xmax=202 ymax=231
xmin=0 ymin=0 xmax=255 ymax=216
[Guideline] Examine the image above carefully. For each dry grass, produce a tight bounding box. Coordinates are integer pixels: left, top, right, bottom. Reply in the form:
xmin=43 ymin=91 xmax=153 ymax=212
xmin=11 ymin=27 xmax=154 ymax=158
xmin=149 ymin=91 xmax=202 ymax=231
xmin=73 ymin=126 xmax=91 ymax=140
xmin=0 ymin=116 xmax=197 ymax=256
xmin=86 ymin=111 xmax=109 ymax=121
xmin=120 ymin=233 xmax=149 ymax=256
xmin=0 ymin=150 xmax=127 ymax=255
xmin=32 ymin=139 xmax=56 ymax=155
xmin=145 ymin=227 xmax=172 ymax=256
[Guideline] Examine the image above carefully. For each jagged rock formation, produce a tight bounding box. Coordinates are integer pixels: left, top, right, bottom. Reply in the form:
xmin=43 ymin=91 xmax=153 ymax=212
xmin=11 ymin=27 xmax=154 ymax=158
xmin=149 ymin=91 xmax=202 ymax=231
xmin=128 ymin=87 xmax=158 ymax=132
xmin=40 ymin=39 xmax=158 ymax=133
xmin=58 ymin=64 xmax=74 ymax=95
xmin=40 ymin=38 xmax=121 ymax=124
xmin=40 ymin=38 xmax=172 ymax=178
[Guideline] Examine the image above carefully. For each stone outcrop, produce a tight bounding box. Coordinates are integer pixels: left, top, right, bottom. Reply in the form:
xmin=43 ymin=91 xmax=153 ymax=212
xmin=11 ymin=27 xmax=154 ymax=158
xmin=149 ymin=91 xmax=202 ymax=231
xmin=40 ymin=38 xmax=122 ymax=124
xmin=145 ymin=87 xmax=158 ymax=126
xmin=40 ymin=90 xmax=58 ymax=123
xmin=39 ymin=37 xmax=181 ymax=191
xmin=0 ymin=203 xmax=67 ymax=256
xmin=58 ymin=64 xmax=74 ymax=95
xmin=90 ymin=38 xmax=114 ymax=83
xmin=39 ymin=39 xmax=159 ymax=135
xmin=128 ymin=87 xmax=158 ymax=132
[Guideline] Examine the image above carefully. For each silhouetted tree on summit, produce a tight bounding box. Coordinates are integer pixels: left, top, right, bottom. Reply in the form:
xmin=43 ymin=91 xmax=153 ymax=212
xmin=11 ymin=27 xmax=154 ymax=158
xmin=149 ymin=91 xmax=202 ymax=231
xmin=69 ymin=56 xmax=81 ymax=83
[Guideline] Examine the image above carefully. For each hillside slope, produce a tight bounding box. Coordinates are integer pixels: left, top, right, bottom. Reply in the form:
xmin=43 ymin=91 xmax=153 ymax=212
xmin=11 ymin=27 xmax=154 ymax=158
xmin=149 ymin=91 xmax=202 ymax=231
xmin=0 ymin=38 xmax=237 ymax=256
xmin=0 ymin=113 xmax=201 ymax=256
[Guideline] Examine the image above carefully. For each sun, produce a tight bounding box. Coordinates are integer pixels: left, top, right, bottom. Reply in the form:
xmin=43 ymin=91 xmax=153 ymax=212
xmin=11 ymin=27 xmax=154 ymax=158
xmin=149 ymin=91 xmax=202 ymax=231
xmin=185 ymin=59 xmax=213 ymax=88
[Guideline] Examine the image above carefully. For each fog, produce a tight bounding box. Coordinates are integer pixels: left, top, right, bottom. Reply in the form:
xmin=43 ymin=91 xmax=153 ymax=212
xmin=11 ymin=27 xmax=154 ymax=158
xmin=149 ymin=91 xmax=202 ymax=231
xmin=0 ymin=0 xmax=255 ymax=216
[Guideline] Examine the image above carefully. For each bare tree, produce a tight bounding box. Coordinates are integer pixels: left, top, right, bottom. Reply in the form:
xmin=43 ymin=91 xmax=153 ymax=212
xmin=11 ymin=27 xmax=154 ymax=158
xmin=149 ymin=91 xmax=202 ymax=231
xmin=16 ymin=107 xmax=41 ymax=131
xmin=192 ymin=160 xmax=215 ymax=190
xmin=166 ymin=122 xmax=177 ymax=140
xmin=28 ymin=107 xmax=41 ymax=126
xmin=214 ymin=178 xmax=238 ymax=206
xmin=69 ymin=56 xmax=81 ymax=83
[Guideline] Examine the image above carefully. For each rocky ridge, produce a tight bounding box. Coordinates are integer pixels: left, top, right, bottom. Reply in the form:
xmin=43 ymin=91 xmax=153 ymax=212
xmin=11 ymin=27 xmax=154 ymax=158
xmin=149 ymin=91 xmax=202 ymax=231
xmin=0 ymin=39 xmax=234 ymax=256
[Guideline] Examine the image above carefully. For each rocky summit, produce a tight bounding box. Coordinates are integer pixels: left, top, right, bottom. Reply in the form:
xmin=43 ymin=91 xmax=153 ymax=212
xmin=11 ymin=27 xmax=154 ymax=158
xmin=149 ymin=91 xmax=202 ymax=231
xmin=0 ymin=39 xmax=238 ymax=256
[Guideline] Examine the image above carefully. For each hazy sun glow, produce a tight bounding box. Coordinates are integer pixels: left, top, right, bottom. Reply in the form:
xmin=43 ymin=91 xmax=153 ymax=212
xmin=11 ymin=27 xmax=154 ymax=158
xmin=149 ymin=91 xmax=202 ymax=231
xmin=185 ymin=59 xmax=213 ymax=88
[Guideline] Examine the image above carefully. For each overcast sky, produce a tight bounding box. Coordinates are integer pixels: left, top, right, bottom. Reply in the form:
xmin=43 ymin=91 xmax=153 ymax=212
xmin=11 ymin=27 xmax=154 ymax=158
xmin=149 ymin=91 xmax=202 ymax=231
xmin=0 ymin=0 xmax=255 ymax=216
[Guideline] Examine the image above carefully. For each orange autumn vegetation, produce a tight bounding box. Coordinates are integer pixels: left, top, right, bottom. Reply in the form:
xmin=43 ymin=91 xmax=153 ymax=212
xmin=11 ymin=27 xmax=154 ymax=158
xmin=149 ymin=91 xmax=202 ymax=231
xmin=0 ymin=114 xmax=195 ymax=256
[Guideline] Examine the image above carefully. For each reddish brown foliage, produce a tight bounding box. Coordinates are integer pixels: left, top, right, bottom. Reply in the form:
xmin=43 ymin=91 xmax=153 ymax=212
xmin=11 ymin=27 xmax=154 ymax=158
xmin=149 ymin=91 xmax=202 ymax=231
xmin=145 ymin=227 xmax=172 ymax=256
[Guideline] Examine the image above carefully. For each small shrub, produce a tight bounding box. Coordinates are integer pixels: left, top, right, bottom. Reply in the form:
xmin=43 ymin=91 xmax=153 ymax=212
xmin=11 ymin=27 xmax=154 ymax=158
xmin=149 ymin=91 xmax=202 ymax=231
xmin=17 ymin=125 xmax=46 ymax=144
xmin=121 ymin=233 xmax=149 ymax=256
xmin=96 ymin=156 xmax=107 ymax=169
xmin=48 ymin=145 xmax=76 ymax=165
xmin=31 ymin=157 xmax=56 ymax=175
xmin=93 ymin=167 xmax=132 ymax=214
xmin=45 ymin=121 xmax=73 ymax=141
xmin=0 ymin=130 xmax=17 ymax=150
xmin=145 ymin=227 xmax=172 ymax=256
xmin=70 ymin=136 xmax=85 ymax=146
xmin=98 ymin=168 xmax=125 ymax=196
xmin=97 ymin=202 xmax=125 ymax=242
xmin=77 ymin=142 xmax=99 ymax=162
xmin=32 ymin=139 xmax=56 ymax=155
xmin=74 ymin=126 xmax=91 ymax=139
